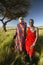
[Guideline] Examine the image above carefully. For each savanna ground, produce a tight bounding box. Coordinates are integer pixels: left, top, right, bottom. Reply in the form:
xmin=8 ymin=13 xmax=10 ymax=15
xmin=0 ymin=27 xmax=43 ymax=65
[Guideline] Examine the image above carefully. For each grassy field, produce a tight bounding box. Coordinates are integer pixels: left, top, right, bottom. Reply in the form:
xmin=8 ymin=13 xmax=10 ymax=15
xmin=0 ymin=27 xmax=43 ymax=65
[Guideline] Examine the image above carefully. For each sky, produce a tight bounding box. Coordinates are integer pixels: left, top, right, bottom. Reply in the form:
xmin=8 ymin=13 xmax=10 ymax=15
xmin=0 ymin=0 xmax=43 ymax=27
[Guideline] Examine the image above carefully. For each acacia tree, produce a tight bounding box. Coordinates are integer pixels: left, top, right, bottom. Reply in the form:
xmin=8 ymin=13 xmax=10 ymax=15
xmin=0 ymin=0 xmax=31 ymax=32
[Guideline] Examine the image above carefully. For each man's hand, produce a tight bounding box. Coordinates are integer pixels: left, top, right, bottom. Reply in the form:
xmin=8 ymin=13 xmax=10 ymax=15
xmin=20 ymin=47 xmax=22 ymax=53
xmin=30 ymin=43 xmax=35 ymax=49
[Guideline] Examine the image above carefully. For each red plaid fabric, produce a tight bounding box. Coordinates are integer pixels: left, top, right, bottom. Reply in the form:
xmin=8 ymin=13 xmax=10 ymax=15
xmin=15 ymin=21 xmax=27 ymax=51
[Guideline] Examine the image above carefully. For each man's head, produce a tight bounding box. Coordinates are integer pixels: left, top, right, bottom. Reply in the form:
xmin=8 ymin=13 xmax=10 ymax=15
xmin=19 ymin=17 xmax=24 ymax=22
xmin=29 ymin=19 xmax=34 ymax=27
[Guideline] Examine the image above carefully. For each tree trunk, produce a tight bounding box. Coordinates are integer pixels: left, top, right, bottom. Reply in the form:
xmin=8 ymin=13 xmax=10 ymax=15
xmin=3 ymin=23 xmax=7 ymax=32
xmin=0 ymin=18 xmax=12 ymax=32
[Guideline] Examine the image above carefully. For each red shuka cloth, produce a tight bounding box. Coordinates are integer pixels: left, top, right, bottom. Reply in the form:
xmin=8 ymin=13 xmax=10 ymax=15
xmin=25 ymin=27 xmax=36 ymax=57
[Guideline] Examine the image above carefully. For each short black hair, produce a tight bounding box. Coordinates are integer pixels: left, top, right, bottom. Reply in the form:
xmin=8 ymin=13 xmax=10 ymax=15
xmin=29 ymin=19 xmax=34 ymax=23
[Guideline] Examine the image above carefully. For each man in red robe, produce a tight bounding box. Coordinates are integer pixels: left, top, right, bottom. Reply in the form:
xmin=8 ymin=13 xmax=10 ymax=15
xmin=25 ymin=19 xmax=38 ymax=64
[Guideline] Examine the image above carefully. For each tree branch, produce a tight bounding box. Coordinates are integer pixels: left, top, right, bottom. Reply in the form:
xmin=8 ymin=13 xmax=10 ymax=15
xmin=0 ymin=19 xmax=2 ymax=21
xmin=2 ymin=12 xmax=6 ymax=21
xmin=0 ymin=19 xmax=4 ymax=24
xmin=2 ymin=16 xmax=5 ymax=21
xmin=0 ymin=13 xmax=6 ymax=22
xmin=5 ymin=19 xmax=13 ymax=24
